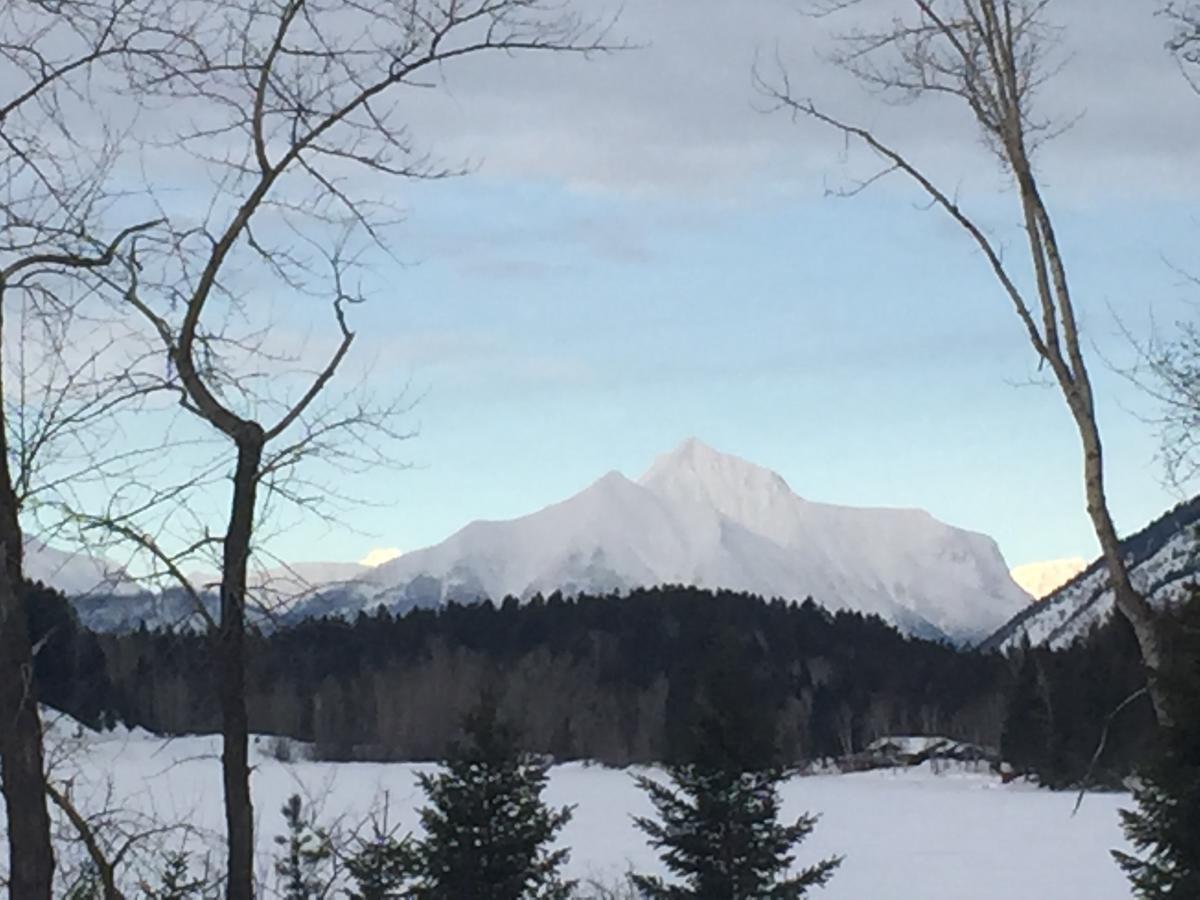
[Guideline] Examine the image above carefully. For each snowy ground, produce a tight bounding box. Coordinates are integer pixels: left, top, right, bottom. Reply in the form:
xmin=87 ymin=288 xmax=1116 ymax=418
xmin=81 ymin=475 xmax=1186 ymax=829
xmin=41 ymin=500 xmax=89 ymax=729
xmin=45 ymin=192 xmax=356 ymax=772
xmin=15 ymin=718 xmax=1135 ymax=898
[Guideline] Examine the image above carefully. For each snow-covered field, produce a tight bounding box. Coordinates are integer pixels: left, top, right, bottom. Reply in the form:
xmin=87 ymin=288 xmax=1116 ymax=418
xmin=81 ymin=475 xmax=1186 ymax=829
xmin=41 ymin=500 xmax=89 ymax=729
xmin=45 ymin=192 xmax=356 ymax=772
xmin=10 ymin=717 xmax=1137 ymax=899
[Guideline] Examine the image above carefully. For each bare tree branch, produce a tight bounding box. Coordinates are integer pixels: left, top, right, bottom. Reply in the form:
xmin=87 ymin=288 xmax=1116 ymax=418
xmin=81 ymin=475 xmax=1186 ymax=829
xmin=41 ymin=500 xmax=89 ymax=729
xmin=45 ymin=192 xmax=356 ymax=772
xmin=764 ymin=0 xmax=1170 ymax=723
xmin=45 ymin=781 xmax=127 ymax=900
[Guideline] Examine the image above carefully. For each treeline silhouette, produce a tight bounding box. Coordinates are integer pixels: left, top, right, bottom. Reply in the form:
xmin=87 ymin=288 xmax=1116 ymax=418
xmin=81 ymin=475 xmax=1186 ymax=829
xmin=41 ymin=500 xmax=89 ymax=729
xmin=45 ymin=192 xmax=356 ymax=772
xmin=27 ymin=582 xmax=1155 ymax=783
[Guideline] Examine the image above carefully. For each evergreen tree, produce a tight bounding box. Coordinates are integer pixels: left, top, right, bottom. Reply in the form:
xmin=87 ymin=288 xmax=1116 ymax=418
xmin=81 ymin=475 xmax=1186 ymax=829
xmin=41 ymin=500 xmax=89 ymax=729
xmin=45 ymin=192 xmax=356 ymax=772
xmin=632 ymin=629 xmax=841 ymax=899
xmin=1113 ymin=594 xmax=1200 ymax=896
xmin=631 ymin=766 xmax=840 ymax=900
xmin=400 ymin=702 xmax=576 ymax=900
xmin=144 ymin=851 xmax=213 ymax=899
xmin=344 ymin=812 xmax=413 ymax=900
xmin=63 ymin=863 xmax=102 ymax=900
xmin=273 ymin=794 xmax=333 ymax=900
xmin=1000 ymin=643 xmax=1053 ymax=781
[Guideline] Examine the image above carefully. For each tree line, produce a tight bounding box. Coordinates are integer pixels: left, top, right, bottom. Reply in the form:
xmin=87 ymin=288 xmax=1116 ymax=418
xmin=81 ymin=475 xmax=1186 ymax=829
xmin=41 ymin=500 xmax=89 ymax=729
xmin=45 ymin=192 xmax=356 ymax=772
xmin=26 ymin=581 xmax=1155 ymax=783
xmin=29 ymin=579 xmax=1200 ymax=896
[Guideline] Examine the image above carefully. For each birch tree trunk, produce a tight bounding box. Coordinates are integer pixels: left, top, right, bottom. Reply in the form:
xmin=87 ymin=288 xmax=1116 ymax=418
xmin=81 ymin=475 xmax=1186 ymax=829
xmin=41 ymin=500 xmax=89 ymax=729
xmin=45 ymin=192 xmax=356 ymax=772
xmin=763 ymin=0 xmax=1170 ymax=722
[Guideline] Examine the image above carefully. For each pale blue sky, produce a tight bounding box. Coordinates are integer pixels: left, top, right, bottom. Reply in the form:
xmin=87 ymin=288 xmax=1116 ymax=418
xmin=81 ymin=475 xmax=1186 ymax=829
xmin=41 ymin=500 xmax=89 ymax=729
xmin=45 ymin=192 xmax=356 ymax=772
xmin=288 ymin=177 xmax=1191 ymax=569
xmin=162 ymin=0 xmax=1200 ymax=571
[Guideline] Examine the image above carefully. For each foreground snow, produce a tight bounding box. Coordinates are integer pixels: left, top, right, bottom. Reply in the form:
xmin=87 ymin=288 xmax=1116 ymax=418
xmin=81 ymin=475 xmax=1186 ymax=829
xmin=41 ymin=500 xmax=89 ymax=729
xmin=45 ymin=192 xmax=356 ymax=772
xmin=16 ymin=720 xmax=1136 ymax=899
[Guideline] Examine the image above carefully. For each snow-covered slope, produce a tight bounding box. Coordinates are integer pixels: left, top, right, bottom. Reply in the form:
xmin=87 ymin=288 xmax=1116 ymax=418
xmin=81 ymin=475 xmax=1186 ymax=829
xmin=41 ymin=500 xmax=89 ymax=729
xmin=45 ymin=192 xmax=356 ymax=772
xmin=13 ymin=716 xmax=1136 ymax=900
xmin=251 ymin=561 xmax=370 ymax=601
xmin=1009 ymin=558 xmax=1087 ymax=600
xmin=295 ymin=439 xmax=1032 ymax=642
xmin=24 ymin=538 xmax=142 ymax=597
xmin=986 ymin=496 xmax=1200 ymax=651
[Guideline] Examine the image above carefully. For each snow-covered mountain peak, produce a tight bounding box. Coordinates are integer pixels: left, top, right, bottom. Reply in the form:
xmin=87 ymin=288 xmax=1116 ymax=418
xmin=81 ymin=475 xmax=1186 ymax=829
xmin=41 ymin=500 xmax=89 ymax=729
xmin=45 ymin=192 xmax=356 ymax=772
xmin=641 ymin=438 xmax=789 ymax=488
xmin=1009 ymin=557 xmax=1087 ymax=600
xmin=323 ymin=439 xmax=1027 ymax=642
xmin=592 ymin=469 xmax=638 ymax=492
xmin=639 ymin=438 xmax=796 ymax=524
xmin=545 ymin=469 xmax=648 ymax=522
xmin=63 ymin=440 xmax=1034 ymax=642
xmin=24 ymin=537 xmax=143 ymax=597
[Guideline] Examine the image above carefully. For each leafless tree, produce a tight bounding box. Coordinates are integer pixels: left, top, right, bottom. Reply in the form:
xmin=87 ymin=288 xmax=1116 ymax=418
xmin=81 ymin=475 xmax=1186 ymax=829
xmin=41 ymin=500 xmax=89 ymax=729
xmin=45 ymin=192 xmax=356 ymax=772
xmin=1119 ymin=4 xmax=1200 ymax=485
xmin=82 ymin=3 xmax=621 ymax=897
xmin=1117 ymin=311 xmax=1200 ymax=490
xmin=1164 ymin=2 xmax=1200 ymax=87
xmin=31 ymin=713 xmax=221 ymax=900
xmin=759 ymin=0 xmax=1171 ymax=723
xmin=0 ymin=2 xmax=192 ymax=894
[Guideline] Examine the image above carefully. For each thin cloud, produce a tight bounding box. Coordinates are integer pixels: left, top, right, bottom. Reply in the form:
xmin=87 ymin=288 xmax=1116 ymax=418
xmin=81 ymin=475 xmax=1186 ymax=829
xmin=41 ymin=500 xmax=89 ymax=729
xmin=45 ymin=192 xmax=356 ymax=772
xmin=389 ymin=0 xmax=1200 ymax=200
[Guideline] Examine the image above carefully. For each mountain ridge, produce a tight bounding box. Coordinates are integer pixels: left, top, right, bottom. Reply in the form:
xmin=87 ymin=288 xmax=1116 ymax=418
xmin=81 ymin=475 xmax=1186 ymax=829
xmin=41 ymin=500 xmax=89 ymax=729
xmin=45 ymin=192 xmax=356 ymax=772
xmin=28 ymin=439 xmax=1036 ymax=642
xmin=984 ymin=494 xmax=1200 ymax=651
xmin=291 ymin=439 xmax=1032 ymax=641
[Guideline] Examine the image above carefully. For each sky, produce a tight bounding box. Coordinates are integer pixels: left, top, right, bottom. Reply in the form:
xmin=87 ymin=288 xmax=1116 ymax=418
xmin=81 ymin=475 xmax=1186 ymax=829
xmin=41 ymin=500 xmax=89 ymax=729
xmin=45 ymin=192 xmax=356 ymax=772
xmin=249 ymin=0 xmax=1198 ymax=572
xmin=30 ymin=0 xmax=1200 ymax=572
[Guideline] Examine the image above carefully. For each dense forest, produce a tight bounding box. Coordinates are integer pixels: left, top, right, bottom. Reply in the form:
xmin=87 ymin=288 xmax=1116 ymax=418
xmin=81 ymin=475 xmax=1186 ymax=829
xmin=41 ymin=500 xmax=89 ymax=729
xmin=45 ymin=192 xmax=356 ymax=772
xmin=27 ymin=582 xmax=1156 ymax=785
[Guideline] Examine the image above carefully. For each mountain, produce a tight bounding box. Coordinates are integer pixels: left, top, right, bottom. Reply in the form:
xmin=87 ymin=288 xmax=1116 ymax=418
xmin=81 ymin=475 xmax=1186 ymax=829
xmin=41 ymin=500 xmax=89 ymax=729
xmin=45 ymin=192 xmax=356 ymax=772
xmin=1009 ymin=558 xmax=1087 ymax=600
xmin=985 ymin=496 xmax=1200 ymax=651
xmin=24 ymin=538 xmax=142 ymax=597
xmin=23 ymin=540 xmax=374 ymax=630
xmin=249 ymin=561 xmax=370 ymax=602
xmin=292 ymin=439 xmax=1032 ymax=642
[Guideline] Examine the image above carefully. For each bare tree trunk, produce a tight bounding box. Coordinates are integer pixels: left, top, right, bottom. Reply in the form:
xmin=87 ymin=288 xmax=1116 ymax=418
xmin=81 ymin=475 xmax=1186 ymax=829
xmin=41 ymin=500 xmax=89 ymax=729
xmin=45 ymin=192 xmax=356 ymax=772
xmin=100 ymin=8 xmax=617 ymax=897
xmin=220 ymin=427 xmax=263 ymax=900
xmin=0 ymin=406 xmax=54 ymax=898
xmin=1017 ymin=164 xmax=1171 ymax=722
xmin=0 ymin=320 xmax=53 ymax=897
xmin=763 ymin=0 xmax=1171 ymax=723
xmin=1070 ymin=400 xmax=1167 ymax=691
